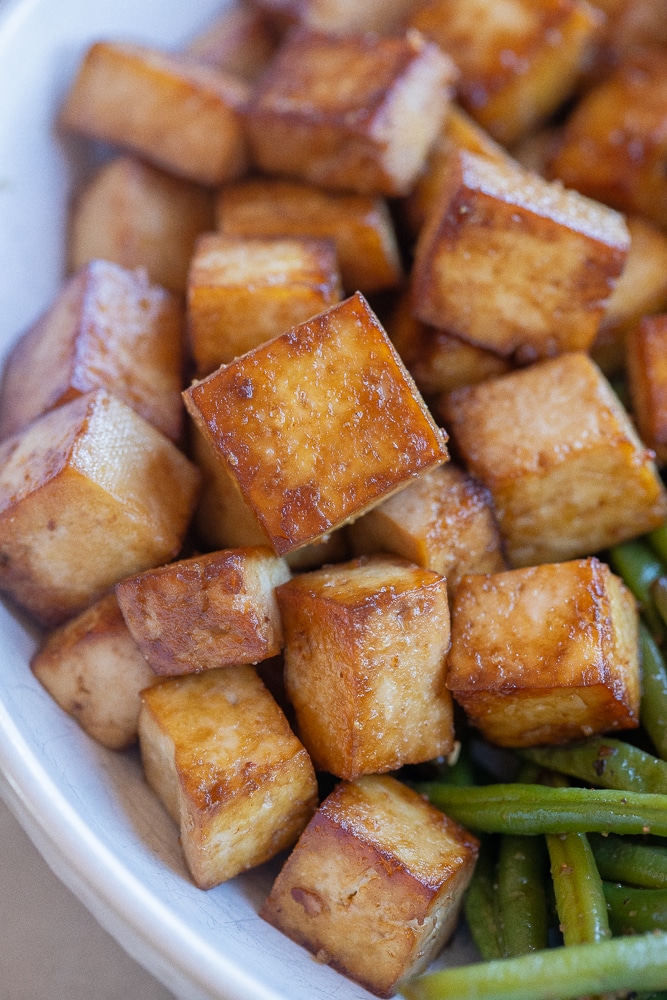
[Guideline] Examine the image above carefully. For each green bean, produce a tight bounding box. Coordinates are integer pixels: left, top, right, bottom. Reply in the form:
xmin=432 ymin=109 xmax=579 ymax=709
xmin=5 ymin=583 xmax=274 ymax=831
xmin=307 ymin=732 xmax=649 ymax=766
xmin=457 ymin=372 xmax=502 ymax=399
xmin=417 ymin=782 xmax=667 ymax=836
xmin=640 ymin=623 xmax=667 ymax=761
xmin=590 ymin=833 xmax=667 ymax=888
xmin=603 ymin=881 xmax=667 ymax=935
xmin=652 ymin=577 xmax=667 ymax=632
xmin=463 ymin=837 xmax=503 ymax=961
xmin=609 ymin=540 xmax=665 ymax=638
xmin=496 ymin=834 xmax=549 ymax=956
xmin=518 ymin=737 xmax=667 ymax=794
xmin=399 ymin=931 xmax=667 ymax=1000
xmin=546 ymin=831 xmax=610 ymax=946
xmin=648 ymin=524 xmax=667 ymax=567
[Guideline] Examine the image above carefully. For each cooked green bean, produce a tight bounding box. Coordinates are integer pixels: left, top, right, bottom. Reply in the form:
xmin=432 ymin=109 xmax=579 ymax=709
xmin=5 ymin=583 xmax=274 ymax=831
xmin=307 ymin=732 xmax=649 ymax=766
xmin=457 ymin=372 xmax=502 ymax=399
xmin=518 ymin=737 xmax=667 ymax=794
xmin=609 ymin=540 xmax=665 ymax=638
xmin=463 ymin=837 xmax=503 ymax=961
xmin=546 ymin=831 xmax=610 ymax=946
xmin=590 ymin=833 xmax=667 ymax=889
xmin=399 ymin=931 xmax=667 ymax=1000
xmin=417 ymin=782 xmax=667 ymax=836
xmin=652 ymin=577 xmax=667 ymax=632
xmin=496 ymin=834 xmax=549 ymax=956
xmin=640 ymin=623 xmax=667 ymax=761
xmin=648 ymin=524 xmax=667 ymax=567
xmin=603 ymin=881 xmax=667 ymax=935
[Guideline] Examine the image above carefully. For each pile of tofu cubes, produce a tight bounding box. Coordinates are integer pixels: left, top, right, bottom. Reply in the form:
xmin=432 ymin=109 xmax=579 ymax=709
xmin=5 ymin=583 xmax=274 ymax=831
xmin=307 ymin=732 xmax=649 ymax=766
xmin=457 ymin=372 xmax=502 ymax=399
xmin=1 ymin=0 xmax=667 ymax=994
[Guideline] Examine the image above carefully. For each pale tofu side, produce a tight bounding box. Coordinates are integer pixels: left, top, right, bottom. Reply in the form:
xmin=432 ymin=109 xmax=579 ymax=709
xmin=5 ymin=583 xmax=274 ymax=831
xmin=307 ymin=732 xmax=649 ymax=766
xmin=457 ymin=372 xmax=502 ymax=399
xmin=61 ymin=41 xmax=250 ymax=187
xmin=412 ymin=150 xmax=630 ymax=363
xmin=446 ymin=557 xmax=640 ymax=747
xmin=31 ymin=592 xmax=157 ymax=750
xmin=243 ymin=29 xmax=457 ymax=196
xmin=277 ymin=555 xmax=454 ymax=779
xmin=187 ymin=233 xmax=342 ymax=376
xmin=349 ymin=464 xmax=507 ymax=597
xmin=626 ymin=315 xmax=667 ymax=466
xmin=0 ymin=259 xmax=184 ymax=442
xmin=185 ymin=3 xmax=278 ymax=81
xmin=116 ymin=546 xmax=291 ymax=675
xmin=440 ymin=353 xmax=667 ymax=567
xmin=69 ymin=156 xmax=214 ymax=295
xmin=183 ymin=292 xmax=449 ymax=556
xmin=263 ymin=0 xmax=420 ymax=34
xmin=138 ymin=665 xmax=318 ymax=889
xmin=0 ymin=389 xmax=200 ymax=626
xmin=261 ymin=774 xmax=479 ymax=998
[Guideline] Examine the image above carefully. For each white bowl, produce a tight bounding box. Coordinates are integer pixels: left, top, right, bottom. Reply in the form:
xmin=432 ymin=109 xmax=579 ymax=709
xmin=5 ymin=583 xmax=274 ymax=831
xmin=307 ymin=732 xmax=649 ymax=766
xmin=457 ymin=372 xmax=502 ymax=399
xmin=0 ymin=3 xmax=478 ymax=998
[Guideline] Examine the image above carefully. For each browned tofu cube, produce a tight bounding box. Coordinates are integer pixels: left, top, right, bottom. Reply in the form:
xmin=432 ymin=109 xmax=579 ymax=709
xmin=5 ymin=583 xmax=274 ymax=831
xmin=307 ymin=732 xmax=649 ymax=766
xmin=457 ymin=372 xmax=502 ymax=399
xmin=409 ymin=0 xmax=603 ymax=145
xmin=243 ymin=28 xmax=457 ymax=196
xmin=69 ymin=156 xmax=214 ymax=295
xmin=0 ymin=260 xmax=184 ymax=443
xmin=216 ymin=177 xmax=403 ymax=294
xmin=61 ymin=41 xmax=250 ymax=187
xmin=183 ymin=292 xmax=449 ymax=556
xmin=257 ymin=0 xmax=420 ymax=34
xmin=261 ymin=774 xmax=479 ymax=998
xmin=446 ymin=557 xmax=640 ymax=747
xmin=116 ymin=546 xmax=291 ymax=675
xmin=592 ymin=216 xmax=667 ymax=376
xmin=187 ymin=233 xmax=342 ymax=376
xmin=349 ymin=465 xmax=507 ymax=597
xmin=412 ymin=150 xmax=630 ymax=363
xmin=185 ymin=3 xmax=278 ymax=81
xmin=440 ymin=352 xmax=667 ymax=567
xmin=387 ymin=290 xmax=512 ymax=399
xmin=276 ymin=555 xmax=454 ymax=779
xmin=139 ymin=665 xmax=318 ymax=888
xmin=0 ymin=389 xmax=200 ymax=626
xmin=600 ymin=0 xmax=667 ymax=64
xmin=31 ymin=593 xmax=157 ymax=750
xmin=549 ymin=48 xmax=667 ymax=229
xmin=627 ymin=315 xmax=667 ymax=466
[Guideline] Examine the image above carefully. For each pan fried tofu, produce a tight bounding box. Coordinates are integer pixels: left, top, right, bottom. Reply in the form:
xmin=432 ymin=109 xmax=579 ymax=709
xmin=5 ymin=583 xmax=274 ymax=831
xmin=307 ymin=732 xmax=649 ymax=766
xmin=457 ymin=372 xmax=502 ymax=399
xmin=69 ymin=157 xmax=214 ymax=296
xmin=183 ymin=292 xmax=449 ymax=556
xmin=387 ymin=290 xmax=511 ymax=399
xmin=276 ymin=555 xmax=454 ymax=779
xmin=61 ymin=41 xmax=250 ymax=187
xmin=31 ymin=593 xmax=156 ymax=750
xmin=138 ymin=664 xmax=318 ymax=889
xmin=185 ymin=3 xmax=278 ymax=81
xmin=549 ymin=48 xmax=667 ymax=229
xmin=412 ymin=150 xmax=630 ymax=363
xmin=592 ymin=216 xmax=667 ymax=376
xmin=440 ymin=353 xmax=667 ymax=567
xmin=261 ymin=774 xmax=479 ymax=998
xmin=626 ymin=315 xmax=667 ymax=467
xmin=255 ymin=0 xmax=419 ymax=34
xmin=0 ymin=389 xmax=200 ymax=627
xmin=216 ymin=177 xmax=403 ymax=294
xmin=349 ymin=465 xmax=507 ymax=598
xmin=243 ymin=28 xmax=457 ymax=196
xmin=408 ymin=0 xmax=603 ymax=145
xmin=446 ymin=558 xmax=640 ymax=747
xmin=187 ymin=233 xmax=342 ymax=376
xmin=0 ymin=259 xmax=184 ymax=442
xmin=116 ymin=546 xmax=291 ymax=675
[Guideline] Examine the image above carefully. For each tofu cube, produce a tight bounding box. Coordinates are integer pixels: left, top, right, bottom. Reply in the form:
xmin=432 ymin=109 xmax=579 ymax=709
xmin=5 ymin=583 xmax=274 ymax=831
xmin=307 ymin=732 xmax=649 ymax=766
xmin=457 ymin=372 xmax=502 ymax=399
xmin=216 ymin=177 xmax=403 ymax=294
xmin=183 ymin=292 xmax=449 ymax=556
xmin=185 ymin=3 xmax=278 ymax=81
xmin=61 ymin=41 xmax=250 ymax=187
xmin=446 ymin=557 xmax=640 ymax=747
xmin=276 ymin=555 xmax=454 ymax=779
xmin=440 ymin=353 xmax=667 ymax=567
xmin=549 ymin=48 xmax=667 ymax=229
xmin=592 ymin=216 xmax=667 ymax=376
xmin=255 ymin=0 xmax=419 ymax=34
xmin=138 ymin=664 xmax=318 ymax=888
xmin=69 ymin=156 xmax=214 ymax=295
xmin=349 ymin=464 xmax=507 ymax=598
xmin=243 ymin=28 xmax=457 ymax=196
xmin=412 ymin=150 xmax=630 ymax=363
xmin=31 ymin=592 xmax=157 ymax=750
xmin=0 ymin=259 xmax=184 ymax=442
xmin=0 ymin=389 xmax=200 ymax=626
xmin=408 ymin=0 xmax=603 ymax=145
xmin=116 ymin=546 xmax=291 ymax=675
xmin=260 ymin=774 xmax=479 ymax=998
xmin=187 ymin=233 xmax=342 ymax=376
xmin=627 ymin=315 xmax=667 ymax=466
